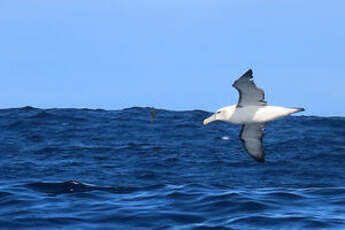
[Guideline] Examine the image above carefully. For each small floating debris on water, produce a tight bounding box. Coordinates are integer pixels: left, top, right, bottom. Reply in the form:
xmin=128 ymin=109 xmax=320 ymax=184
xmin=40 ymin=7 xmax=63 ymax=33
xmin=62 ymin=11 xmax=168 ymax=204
xmin=222 ymin=136 xmax=230 ymax=140
xmin=151 ymin=107 xmax=156 ymax=123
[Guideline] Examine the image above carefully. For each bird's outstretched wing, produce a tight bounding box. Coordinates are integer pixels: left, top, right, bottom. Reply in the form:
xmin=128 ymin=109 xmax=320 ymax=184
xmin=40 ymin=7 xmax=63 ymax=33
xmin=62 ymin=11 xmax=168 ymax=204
xmin=240 ymin=123 xmax=265 ymax=162
xmin=232 ymin=69 xmax=267 ymax=107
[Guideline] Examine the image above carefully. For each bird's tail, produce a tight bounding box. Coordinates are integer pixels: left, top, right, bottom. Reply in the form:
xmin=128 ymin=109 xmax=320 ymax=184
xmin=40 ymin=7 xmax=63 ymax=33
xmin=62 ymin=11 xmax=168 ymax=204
xmin=290 ymin=107 xmax=305 ymax=114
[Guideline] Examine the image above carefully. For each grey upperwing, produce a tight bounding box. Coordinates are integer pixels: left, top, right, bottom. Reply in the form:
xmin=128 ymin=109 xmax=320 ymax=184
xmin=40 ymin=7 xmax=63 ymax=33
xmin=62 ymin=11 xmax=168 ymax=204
xmin=232 ymin=69 xmax=267 ymax=107
xmin=240 ymin=123 xmax=265 ymax=162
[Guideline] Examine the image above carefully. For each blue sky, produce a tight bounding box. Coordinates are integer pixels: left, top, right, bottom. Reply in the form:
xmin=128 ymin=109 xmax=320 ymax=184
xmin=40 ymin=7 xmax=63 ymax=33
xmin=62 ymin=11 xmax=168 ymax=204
xmin=0 ymin=0 xmax=344 ymax=116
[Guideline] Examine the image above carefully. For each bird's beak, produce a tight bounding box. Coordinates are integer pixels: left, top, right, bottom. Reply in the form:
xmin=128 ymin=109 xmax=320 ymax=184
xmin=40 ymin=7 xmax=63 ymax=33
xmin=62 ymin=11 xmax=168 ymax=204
xmin=203 ymin=114 xmax=216 ymax=125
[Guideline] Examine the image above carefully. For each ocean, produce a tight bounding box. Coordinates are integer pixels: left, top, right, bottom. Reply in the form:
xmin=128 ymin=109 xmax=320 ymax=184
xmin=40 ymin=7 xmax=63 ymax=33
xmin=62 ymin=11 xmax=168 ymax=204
xmin=0 ymin=106 xmax=344 ymax=229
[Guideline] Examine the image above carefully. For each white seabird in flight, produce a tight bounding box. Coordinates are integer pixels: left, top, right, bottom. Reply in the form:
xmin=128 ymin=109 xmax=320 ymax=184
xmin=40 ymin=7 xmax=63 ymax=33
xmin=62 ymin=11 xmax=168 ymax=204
xmin=203 ymin=69 xmax=304 ymax=162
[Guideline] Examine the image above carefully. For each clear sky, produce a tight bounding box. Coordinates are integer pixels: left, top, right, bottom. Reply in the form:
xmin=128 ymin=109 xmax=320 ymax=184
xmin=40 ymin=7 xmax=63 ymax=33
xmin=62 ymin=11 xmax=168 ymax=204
xmin=1 ymin=0 xmax=344 ymax=116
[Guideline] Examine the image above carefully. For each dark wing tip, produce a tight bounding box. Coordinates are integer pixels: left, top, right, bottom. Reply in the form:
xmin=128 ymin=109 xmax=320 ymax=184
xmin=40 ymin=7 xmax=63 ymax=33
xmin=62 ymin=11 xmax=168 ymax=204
xmin=244 ymin=144 xmax=265 ymax=163
xmin=252 ymin=155 xmax=265 ymax=163
xmin=240 ymin=139 xmax=265 ymax=163
xmin=232 ymin=69 xmax=254 ymax=87
xmin=241 ymin=69 xmax=253 ymax=78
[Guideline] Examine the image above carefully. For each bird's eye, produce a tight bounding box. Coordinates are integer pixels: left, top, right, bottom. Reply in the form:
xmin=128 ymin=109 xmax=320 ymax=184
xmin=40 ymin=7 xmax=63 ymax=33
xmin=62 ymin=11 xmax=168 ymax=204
xmin=216 ymin=111 xmax=221 ymax=114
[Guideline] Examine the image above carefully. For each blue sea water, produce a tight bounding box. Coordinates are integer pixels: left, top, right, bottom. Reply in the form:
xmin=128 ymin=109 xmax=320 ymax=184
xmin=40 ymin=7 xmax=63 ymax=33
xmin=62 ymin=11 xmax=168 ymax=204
xmin=0 ymin=106 xmax=344 ymax=229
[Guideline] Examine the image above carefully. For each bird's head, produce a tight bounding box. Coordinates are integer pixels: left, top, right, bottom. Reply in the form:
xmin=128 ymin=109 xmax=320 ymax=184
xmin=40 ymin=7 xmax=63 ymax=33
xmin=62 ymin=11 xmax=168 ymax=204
xmin=203 ymin=106 xmax=234 ymax=125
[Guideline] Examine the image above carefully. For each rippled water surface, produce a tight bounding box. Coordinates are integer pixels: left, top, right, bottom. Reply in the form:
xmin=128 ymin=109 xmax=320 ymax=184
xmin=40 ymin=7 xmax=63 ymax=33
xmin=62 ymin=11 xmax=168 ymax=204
xmin=0 ymin=107 xmax=345 ymax=229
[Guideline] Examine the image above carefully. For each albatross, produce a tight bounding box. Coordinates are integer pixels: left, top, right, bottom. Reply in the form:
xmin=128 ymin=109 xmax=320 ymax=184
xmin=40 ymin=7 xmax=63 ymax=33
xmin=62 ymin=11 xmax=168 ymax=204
xmin=203 ymin=69 xmax=304 ymax=162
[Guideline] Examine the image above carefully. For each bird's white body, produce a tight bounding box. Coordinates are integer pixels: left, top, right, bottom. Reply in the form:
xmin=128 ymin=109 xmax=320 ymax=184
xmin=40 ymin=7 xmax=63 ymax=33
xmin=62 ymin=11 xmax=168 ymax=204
xmin=218 ymin=105 xmax=302 ymax=124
